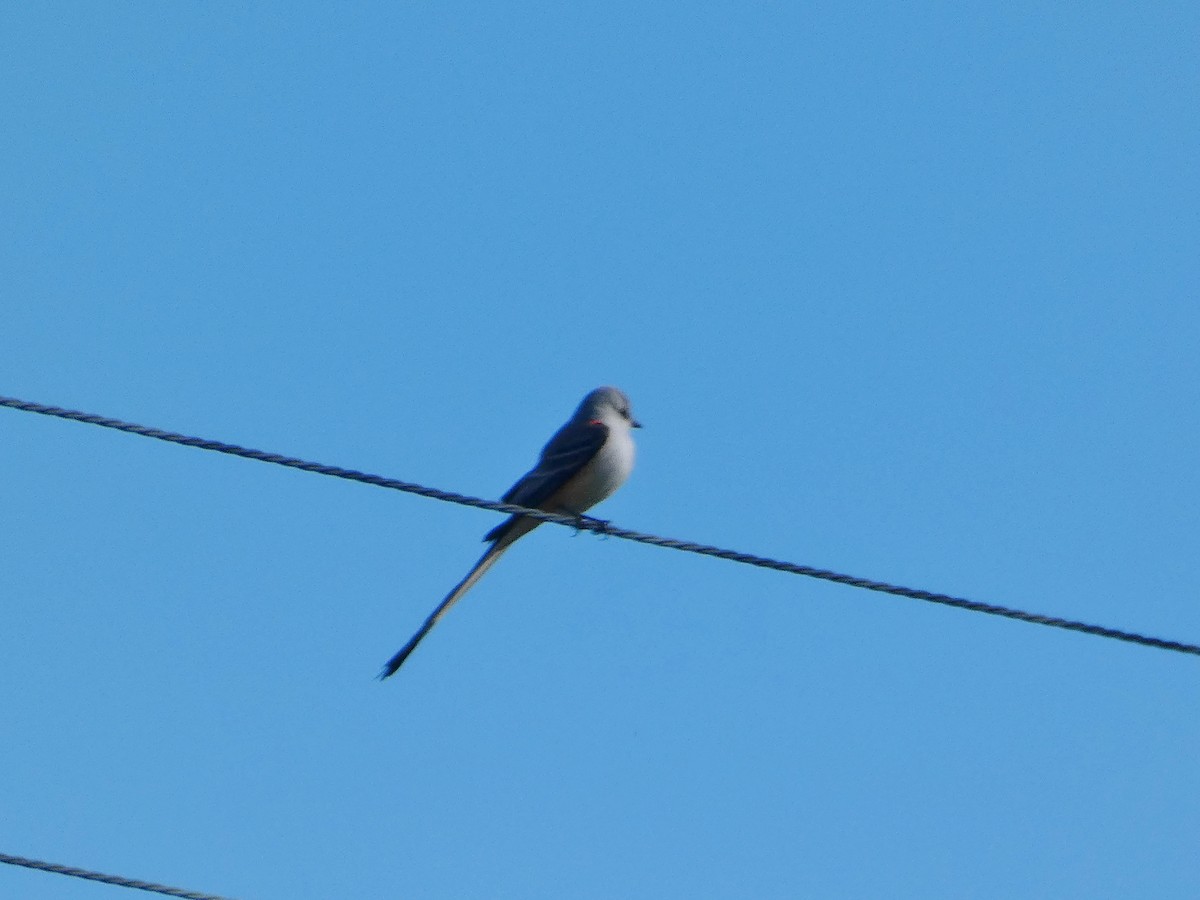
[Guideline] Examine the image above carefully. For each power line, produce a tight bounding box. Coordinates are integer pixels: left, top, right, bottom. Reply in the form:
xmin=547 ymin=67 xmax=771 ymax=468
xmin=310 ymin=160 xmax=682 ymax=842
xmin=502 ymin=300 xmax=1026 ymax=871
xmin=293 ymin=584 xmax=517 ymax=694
xmin=0 ymin=851 xmax=236 ymax=900
xmin=3 ymin=393 xmax=1198 ymax=659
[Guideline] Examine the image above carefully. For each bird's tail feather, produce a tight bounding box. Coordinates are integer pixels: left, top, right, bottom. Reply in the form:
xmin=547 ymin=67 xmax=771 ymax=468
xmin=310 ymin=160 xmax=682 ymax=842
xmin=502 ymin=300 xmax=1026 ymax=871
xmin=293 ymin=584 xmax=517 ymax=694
xmin=378 ymin=538 xmax=514 ymax=679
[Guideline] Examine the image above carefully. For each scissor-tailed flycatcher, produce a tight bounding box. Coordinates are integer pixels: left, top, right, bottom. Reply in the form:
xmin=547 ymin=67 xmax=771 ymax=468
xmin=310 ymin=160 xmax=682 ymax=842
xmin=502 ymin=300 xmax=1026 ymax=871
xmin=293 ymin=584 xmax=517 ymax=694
xmin=379 ymin=386 xmax=641 ymax=678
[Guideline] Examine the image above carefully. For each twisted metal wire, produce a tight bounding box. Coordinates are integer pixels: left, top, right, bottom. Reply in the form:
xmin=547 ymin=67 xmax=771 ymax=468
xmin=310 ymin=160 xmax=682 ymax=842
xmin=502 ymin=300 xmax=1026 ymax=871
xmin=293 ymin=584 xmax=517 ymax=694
xmin=3 ymin=394 xmax=1198 ymax=658
xmin=0 ymin=851 xmax=236 ymax=899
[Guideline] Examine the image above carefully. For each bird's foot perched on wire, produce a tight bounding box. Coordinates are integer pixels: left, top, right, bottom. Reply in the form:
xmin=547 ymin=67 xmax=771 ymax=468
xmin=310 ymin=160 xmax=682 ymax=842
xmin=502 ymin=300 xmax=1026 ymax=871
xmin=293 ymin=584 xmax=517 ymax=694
xmin=573 ymin=514 xmax=611 ymax=537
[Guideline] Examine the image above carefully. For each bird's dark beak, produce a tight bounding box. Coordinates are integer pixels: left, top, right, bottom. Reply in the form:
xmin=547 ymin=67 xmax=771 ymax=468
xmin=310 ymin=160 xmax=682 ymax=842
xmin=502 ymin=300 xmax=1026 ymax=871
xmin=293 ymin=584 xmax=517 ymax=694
xmin=631 ymin=419 xmax=643 ymax=429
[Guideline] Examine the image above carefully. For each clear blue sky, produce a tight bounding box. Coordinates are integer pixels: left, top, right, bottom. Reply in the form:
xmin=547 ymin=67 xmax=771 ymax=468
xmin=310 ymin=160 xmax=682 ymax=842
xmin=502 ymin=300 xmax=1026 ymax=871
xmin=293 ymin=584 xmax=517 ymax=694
xmin=3 ymin=4 xmax=1198 ymax=898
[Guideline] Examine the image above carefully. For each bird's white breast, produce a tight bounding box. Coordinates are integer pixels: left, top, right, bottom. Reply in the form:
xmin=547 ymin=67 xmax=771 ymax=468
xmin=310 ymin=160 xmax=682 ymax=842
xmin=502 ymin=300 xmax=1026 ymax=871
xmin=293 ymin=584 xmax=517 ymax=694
xmin=554 ymin=422 xmax=636 ymax=515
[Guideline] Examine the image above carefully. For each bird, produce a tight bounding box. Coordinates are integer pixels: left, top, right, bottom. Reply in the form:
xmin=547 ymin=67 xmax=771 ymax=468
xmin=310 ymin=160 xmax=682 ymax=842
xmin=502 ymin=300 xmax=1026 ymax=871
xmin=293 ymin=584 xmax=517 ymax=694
xmin=379 ymin=386 xmax=641 ymax=678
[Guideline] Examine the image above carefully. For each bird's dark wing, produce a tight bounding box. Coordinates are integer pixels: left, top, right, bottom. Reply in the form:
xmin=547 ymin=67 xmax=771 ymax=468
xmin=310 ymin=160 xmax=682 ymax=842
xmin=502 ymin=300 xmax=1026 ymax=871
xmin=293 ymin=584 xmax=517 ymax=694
xmin=483 ymin=418 xmax=608 ymax=542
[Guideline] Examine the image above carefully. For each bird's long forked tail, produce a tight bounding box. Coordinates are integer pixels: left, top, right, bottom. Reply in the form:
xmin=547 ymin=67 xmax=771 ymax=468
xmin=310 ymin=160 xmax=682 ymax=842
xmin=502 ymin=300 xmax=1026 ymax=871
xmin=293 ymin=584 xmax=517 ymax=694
xmin=378 ymin=539 xmax=514 ymax=679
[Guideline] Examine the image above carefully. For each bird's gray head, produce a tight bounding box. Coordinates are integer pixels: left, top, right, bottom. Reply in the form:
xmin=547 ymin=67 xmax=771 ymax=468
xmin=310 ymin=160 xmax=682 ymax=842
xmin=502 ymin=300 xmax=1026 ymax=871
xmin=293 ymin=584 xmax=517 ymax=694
xmin=577 ymin=386 xmax=642 ymax=429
